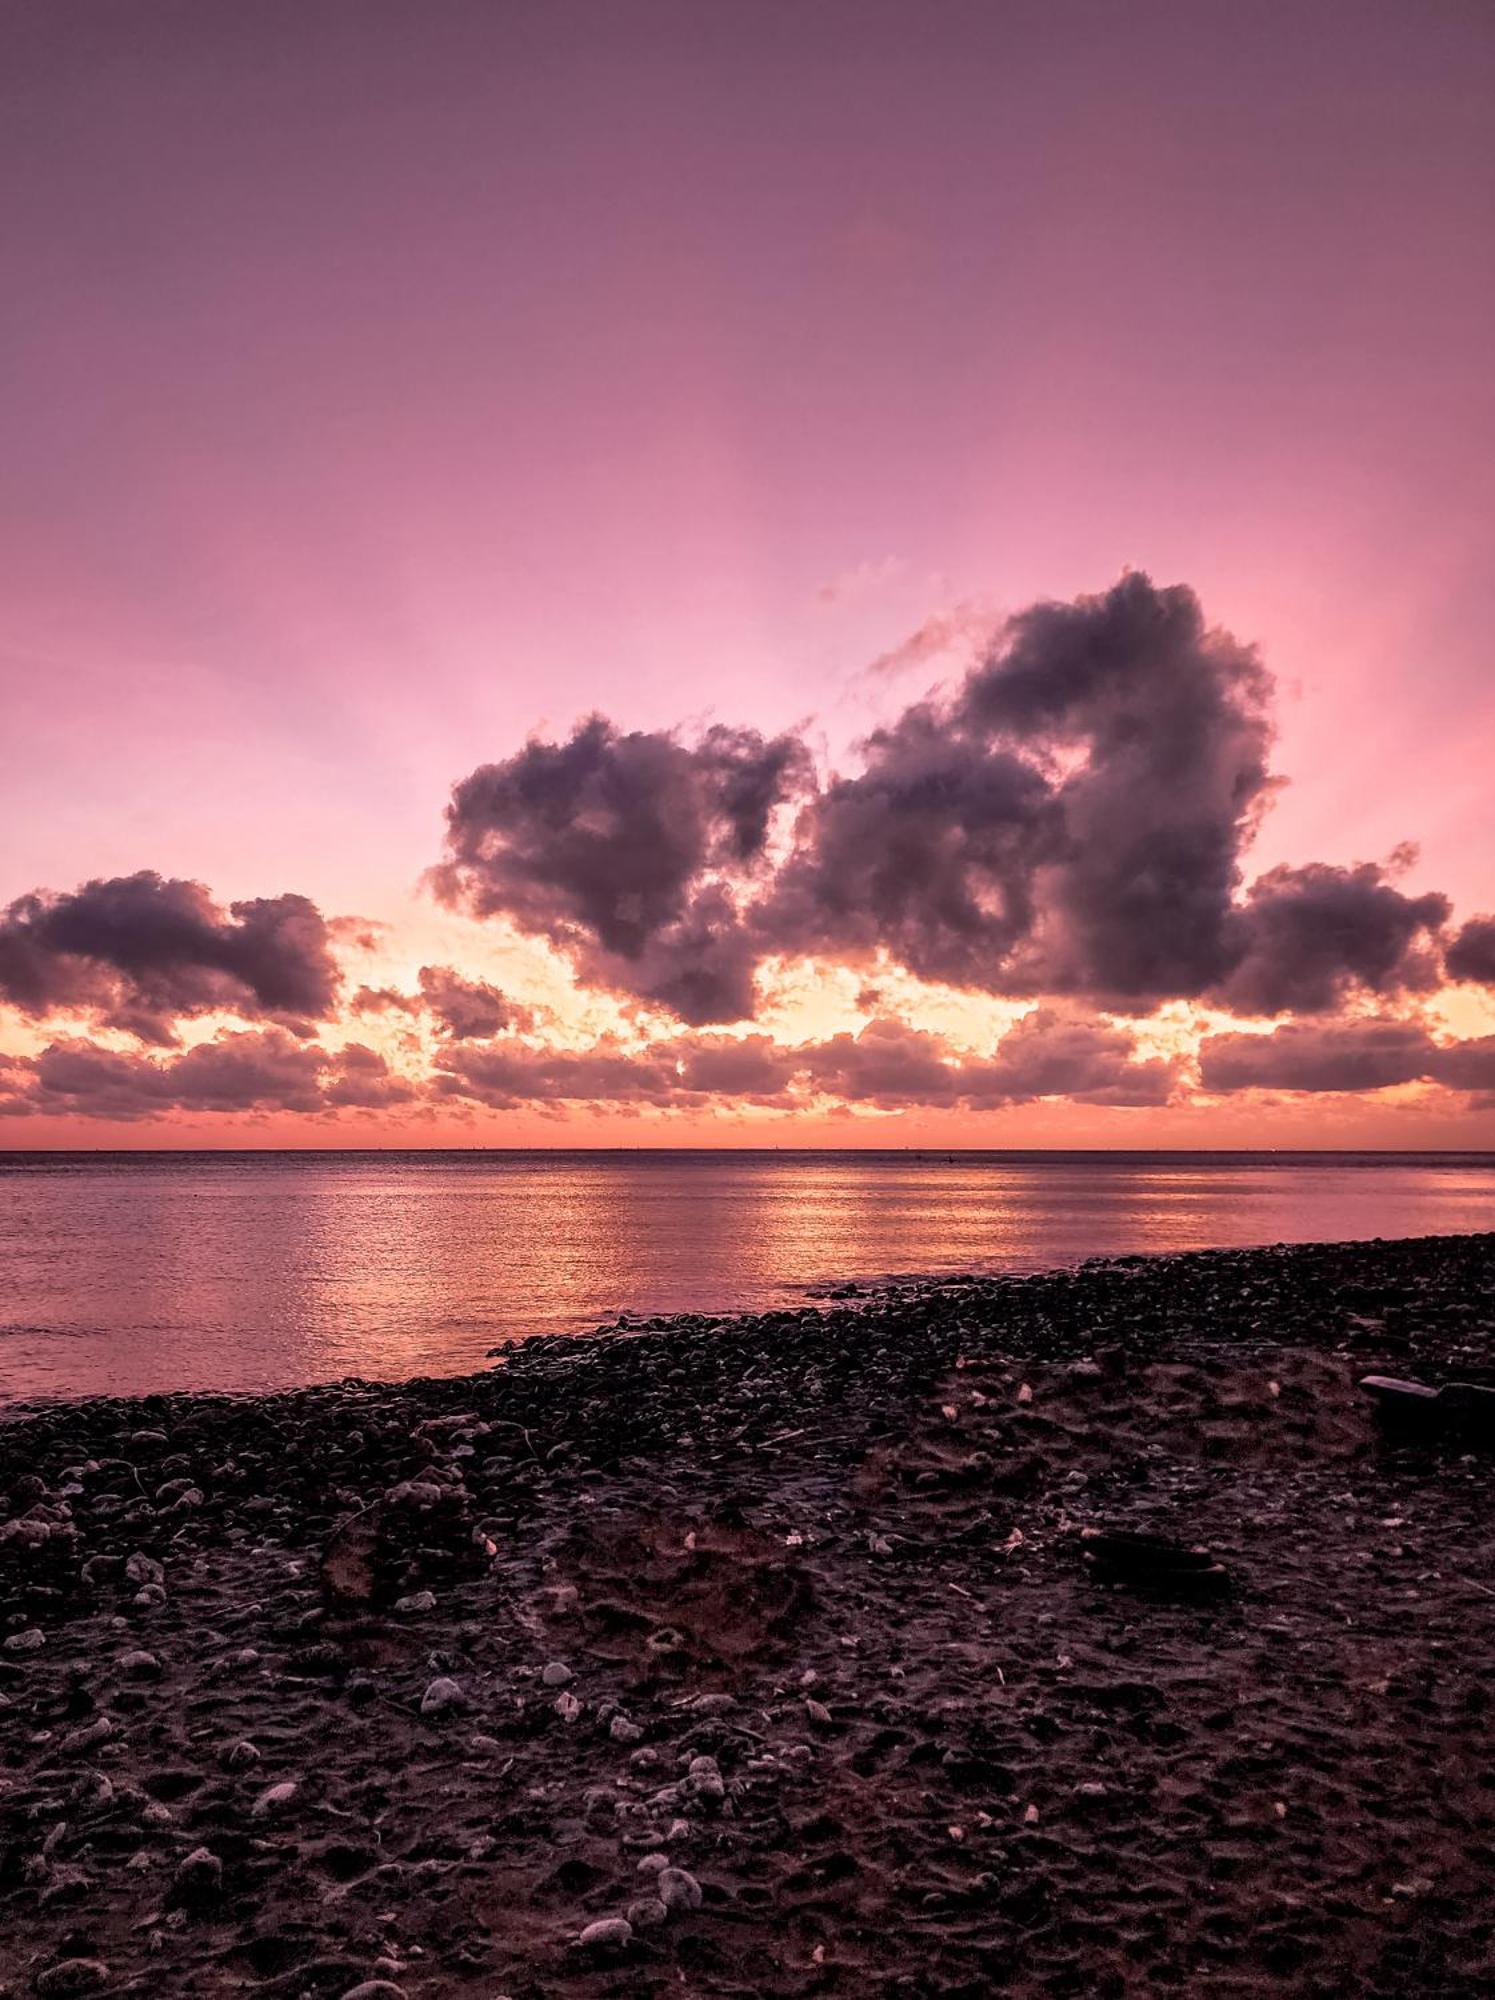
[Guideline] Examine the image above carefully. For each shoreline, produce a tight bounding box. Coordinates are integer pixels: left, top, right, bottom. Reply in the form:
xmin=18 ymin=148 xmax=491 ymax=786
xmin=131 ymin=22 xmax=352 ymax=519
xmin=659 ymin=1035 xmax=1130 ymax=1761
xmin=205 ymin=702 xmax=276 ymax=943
xmin=3 ymin=1233 xmax=1495 ymax=1996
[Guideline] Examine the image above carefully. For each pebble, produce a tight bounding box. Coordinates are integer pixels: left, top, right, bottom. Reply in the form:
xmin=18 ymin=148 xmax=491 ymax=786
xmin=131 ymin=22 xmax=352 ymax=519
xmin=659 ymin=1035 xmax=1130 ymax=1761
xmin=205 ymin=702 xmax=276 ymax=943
xmin=60 ymin=1716 xmax=115 ymax=1757
xmin=541 ymin=1660 xmax=574 ymax=1686
xmin=627 ymin=1895 xmax=669 ymax=1928
xmin=577 ymin=1916 xmax=633 ymax=1950
xmin=34 ymin=1963 xmax=111 ymax=1997
xmin=554 ymin=1691 xmax=583 ymax=1722
xmin=658 ymin=1865 xmax=704 ymax=1912
xmin=610 ymin=1714 xmax=644 ymax=1743
xmin=394 ymin=1589 xmax=437 ymax=1616
xmin=420 ymin=1675 xmax=468 ymax=1716
xmin=118 ymin=1649 xmax=162 ymax=1679
xmin=221 ymin=1739 xmax=261 ymax=1770
xmin=3 ymin=1627 xmax=45 ymax=1653
xmin=251 ymin=1780 xmax=300 ymax=1819
xmin=172 ymin=1847 xmax=223 ymax=1901
xmin=124 ymin=1552 xmax=165 ymax=1586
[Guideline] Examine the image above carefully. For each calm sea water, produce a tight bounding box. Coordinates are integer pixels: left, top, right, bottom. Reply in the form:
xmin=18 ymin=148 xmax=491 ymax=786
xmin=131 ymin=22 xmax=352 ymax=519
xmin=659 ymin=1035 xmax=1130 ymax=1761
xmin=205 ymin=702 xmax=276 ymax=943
xmin=1 ymin=1149 xmax=1492 ymax=1403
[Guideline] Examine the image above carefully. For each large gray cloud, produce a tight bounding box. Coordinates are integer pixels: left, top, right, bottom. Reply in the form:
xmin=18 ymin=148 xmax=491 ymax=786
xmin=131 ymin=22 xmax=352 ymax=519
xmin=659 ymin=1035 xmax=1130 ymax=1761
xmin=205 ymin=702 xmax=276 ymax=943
xmin=0 ymin=872 xmax=341 ymax=1043
xmin=439 ymin=576 xmax=1346 ymax=1019
xmin=1214 ymin=862 xmax=1450 ymax=1016
xmin=435 ymin=717 xmax=808 ymax=1023
xmin=768 ymin=575 xmax=1275 ymax=1002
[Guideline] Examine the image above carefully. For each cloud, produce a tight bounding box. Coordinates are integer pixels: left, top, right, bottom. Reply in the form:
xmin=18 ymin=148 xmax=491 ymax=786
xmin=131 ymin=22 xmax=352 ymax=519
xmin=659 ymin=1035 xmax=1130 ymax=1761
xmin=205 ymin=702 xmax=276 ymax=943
xmin=0 ymin=872 xmax=341 ymax=1043
xmin=1446 ymin=916 xmax=1495 ymax=985
xmin=766 ymin=705 xmax=1055 ymax=986
xmin=765 ymin=574 xmax=1276 ymax=1003
xmin=1196 ymin=1019 xmax=1495 ymax=1095
xmin=1 ymin=1028 xmax=419 ymax=1121
xmin=18 ymin=1029 xmax=330 ymax=1119
xmin=1215 ymin=862 xmax=1449 ymax=1015
xmin=864 ymin=600 xmax=998 ymax=678
xmin=415 ymin=965 xmax=526 ymax=1040
xmin=433 ymin=1009 xmax=1174 ymax=1114
xmin=321 ymin=1043 xmax=420 ymax=1109
xmin=436 ymin=716 xmax=809 ymax=1023
xmin=431 ymin=575 xmax=1495 ymax=1037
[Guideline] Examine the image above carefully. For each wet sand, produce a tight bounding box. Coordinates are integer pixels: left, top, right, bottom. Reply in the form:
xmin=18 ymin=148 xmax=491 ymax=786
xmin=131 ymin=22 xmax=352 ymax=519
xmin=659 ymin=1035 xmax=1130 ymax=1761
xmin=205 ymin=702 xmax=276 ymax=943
xmin=3 ymin=1233 xmax=1494 ymax=1998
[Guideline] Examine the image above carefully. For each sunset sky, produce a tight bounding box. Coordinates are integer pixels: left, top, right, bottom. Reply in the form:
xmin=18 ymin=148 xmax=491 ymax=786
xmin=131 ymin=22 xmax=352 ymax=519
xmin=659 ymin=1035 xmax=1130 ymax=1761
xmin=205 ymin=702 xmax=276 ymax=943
xmin=2 ymin=0 xmax=1493 ymax=1146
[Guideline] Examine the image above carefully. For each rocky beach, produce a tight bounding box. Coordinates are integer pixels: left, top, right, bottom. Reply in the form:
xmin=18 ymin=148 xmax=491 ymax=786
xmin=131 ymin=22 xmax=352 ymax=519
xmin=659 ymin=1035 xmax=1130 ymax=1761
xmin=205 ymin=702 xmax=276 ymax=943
xmin=3 ymin=1233 xmax=1495 ymax=1999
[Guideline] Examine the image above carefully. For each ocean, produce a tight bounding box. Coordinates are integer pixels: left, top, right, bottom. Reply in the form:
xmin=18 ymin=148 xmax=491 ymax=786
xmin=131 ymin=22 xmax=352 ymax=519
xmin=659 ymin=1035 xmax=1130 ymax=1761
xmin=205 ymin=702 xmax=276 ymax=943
xmin=1 ymin=1148 xmax=1492 ymax=1403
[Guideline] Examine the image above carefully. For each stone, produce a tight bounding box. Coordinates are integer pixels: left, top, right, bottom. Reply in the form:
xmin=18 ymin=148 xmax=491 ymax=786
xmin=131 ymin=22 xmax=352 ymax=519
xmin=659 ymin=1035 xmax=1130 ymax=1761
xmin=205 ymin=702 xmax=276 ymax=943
xmin=250 ymin=1780 xmax=300 ymax=1819
xmin=3 ymin=1627 xmax=45 ymax=1653
xmin=541 ymin=1660 xmax=574 ymax=1686
xmin=658 ymin=1866 xmax=703 ymax=1912
xmin=172 ymin=1846 xmax=224 ymax=1902
xmin=34 ymin=1964 xmax=111 ymax=1997
xmin=627 ymin=1895 xmax=669 ymax=1928
xmin=577 ymin=1917 xmax=633 ymax=1950
xmin=420 ymin=1675 xmax=468 ymax=1717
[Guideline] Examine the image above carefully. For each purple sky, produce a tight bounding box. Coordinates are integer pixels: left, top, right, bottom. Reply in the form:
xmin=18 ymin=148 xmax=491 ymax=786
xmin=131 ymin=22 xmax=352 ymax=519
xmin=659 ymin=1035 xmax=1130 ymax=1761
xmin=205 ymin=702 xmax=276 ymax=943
xmin=1 ymin=2 xmax=1493 ymax=1142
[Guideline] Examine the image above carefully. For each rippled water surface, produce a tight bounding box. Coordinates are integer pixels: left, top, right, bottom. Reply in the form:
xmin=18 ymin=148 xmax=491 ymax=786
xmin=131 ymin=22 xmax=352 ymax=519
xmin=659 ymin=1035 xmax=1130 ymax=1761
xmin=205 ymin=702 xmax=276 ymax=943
xmin=1 ymin=1149 xmax=1492 ymax=1400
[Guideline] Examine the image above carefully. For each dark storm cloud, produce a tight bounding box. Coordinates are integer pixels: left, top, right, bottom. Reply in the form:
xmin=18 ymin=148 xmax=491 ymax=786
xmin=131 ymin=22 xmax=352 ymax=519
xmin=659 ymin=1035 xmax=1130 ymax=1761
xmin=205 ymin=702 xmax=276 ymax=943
xmin=0 ymin=871 xmax=341 ymax=1042
xmin=1446 ymin=917 xmax=1495 ymax=986
xmin=1215 ymin=862 xmax=1450 ymax=1016
xmin=436 ymin=716 xmax=809 ymax=1024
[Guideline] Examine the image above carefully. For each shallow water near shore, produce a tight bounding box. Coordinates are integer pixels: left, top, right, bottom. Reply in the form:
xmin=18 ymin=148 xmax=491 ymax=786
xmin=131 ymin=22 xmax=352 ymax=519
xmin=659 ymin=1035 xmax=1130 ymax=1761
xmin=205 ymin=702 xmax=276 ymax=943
xmin=2 ymin=1147 xmax=1493 ymax=1400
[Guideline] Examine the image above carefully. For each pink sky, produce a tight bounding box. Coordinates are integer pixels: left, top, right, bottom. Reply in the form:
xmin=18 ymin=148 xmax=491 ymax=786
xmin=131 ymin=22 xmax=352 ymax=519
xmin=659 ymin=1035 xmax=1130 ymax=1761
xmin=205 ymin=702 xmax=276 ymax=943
xmin=2 ymin=1 xmax=1493 ymax=1145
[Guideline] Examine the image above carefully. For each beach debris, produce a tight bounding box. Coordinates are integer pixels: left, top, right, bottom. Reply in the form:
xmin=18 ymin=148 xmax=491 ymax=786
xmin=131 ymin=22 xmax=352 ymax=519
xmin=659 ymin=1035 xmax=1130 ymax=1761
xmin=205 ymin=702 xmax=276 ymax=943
xmin=1080 ymin=1527 xmax=1231 ymax=1598
xmin=1360 ymin=1374 xmax=1495 ymax=1442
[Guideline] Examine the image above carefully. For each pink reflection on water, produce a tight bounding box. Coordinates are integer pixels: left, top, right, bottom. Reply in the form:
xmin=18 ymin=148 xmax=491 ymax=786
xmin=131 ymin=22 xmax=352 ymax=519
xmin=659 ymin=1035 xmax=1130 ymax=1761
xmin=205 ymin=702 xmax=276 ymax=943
xmin=0 ymin=1151 xmax=1491 ymax=1401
